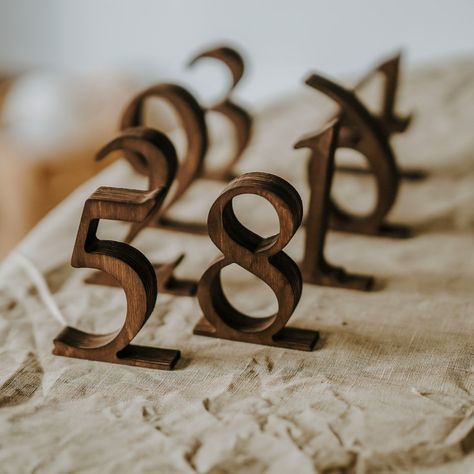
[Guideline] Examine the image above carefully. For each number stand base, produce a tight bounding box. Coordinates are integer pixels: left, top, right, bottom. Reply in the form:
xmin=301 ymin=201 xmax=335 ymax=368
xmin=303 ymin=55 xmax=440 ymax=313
xmin=193 ymin=317 xmax=319 ymax=352
xmin=337 ymin=164 xmax=427 ymax=182
xmin=302 ymin=266 xmax=374 ymax=291
xmin=331 ymin=221 xmax=412 ymax=239
xmin=155 ymin=216 xmax=208 ymax=235
xmin=53 ymin=326 xmax=180 ymax=370
xmin=85 ymin=255 xmax=197 ymax=296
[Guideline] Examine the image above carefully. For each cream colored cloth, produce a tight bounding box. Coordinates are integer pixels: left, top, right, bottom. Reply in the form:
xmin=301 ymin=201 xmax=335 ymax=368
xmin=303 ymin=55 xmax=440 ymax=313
xmin=0 ymin=59 xmax=473 ymax=473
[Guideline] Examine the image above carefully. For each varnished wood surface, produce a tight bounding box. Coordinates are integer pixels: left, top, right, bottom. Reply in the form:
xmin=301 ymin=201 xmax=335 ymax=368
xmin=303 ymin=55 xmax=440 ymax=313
xmin=295 ymin=120 xmax=374 ymax=291
xmin=304 ymin=73 xmax=411 ymax=238
xmin=195 ymin=172 xmax=319 ymax=351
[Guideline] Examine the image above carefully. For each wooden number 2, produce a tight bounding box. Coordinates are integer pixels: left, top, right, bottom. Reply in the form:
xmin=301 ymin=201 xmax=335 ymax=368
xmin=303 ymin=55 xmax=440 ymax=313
xmin=295 ymin=120 xmax=374 ymax=291
xmin=194 ymin=172 xmax=319 ymax=351
xmin=53 ymin=135 xmax=181 ymax=369
xmin=304 ymin=73 xmax=410 ymax=238
xmin=188 ymin=45 xmax=253 ymax=182
xmin=84 ymin=128 xmax=197 ymax=296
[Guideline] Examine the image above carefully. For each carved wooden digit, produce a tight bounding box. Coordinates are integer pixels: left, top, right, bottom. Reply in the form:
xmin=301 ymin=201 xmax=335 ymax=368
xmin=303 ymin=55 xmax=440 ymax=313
xmin=85 ymin=127 xmax=197 ymax=296
xmin=338 ymin=52 xmax=425 ymax=181
xmin=295 ymin=120 xmax=374 ymax=291
xmin=354 ymin=52 xmax=412 ymax=135
xmin=53 ymin=184 xmax=180 ymax=370
xmin=304 ymin=73 xmax=411 ymax=238
xmin=194 ymin=172 xmax=319 ymax=351
xmin=120 ymin=83 xmax=209 ymax=234
xmin=188 ymin=45 xmax=253 ymax=181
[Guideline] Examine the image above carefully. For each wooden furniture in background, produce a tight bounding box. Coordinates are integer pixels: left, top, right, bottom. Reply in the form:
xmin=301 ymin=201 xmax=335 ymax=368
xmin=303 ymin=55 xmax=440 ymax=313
xmin=0 ymin=136 xmax=112 ymax=258
xmin=194 ymin=171 xmax=319 ymax=351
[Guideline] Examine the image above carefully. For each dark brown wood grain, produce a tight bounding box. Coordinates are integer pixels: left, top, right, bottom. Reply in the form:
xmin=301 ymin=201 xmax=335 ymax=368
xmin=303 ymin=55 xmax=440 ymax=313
xmin=295 ymin=120 xmax=374 ymax=291
xmin=337 ymin=52 xmax=426 ymax=181
xmin=53 ymin=179 xmax=180 ymax=369
xmin=194 ymin=172 xmax=319 ymax=351
xmin=84 ymin=128 xmax=197 ymax=296
xmin=188 ymin=45 xmax=253 ymax=181
xmin=120 ymin=82 xmax=209 ymax=235
xmin=304 ymin=73 xmax=411 ymax=238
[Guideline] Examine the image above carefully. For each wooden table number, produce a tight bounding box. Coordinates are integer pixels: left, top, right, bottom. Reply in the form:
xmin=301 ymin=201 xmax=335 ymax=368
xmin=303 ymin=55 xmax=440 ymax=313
xmin=53 ymin=157 xmax=181 ymax=369
xmin=304 ymin=73 xmax=411 ymax=238
xmin=188 ymin=45 xmax=253 ymax=182
xmin=84 ymin=128 xmax=197 ymax=296
xmin=194 ymin=172 xmax=319 ymax=351
xmin=295 ymin=120 xmax=374 ymax=291
xmin=337 ymin=52 xmax=425 ymax=181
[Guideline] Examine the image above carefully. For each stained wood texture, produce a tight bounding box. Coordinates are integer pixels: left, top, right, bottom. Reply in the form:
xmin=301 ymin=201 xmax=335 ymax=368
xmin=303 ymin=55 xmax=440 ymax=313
xmin=304 ymin=73 xmax=411 ymax=238
xmin=295 ymin=120 xmax=374 ymax=291
xmin=53 ymin=173 xmax=180 ymax=369
xmin=337 ymin=53 xmax=425 ymax=181
xmin=194 ymin=172 xmax=319 ymax=351
xmin=188 ymin=45 xmax=253 ymax=181
xmin=120 ymin=82 xmax=209 ymax=235
xmin=85 ymin=127 xmax=197 ymax=296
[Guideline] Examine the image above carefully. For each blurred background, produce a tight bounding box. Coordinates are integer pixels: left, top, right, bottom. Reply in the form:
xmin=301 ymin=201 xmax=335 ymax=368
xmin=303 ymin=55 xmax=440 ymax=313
xmin=0 ymin=0 xmax=473 ymax=258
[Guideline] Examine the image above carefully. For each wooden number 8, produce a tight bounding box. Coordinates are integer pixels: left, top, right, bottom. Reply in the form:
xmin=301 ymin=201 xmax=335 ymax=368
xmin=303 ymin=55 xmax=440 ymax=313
xmin=194 ymin=172 xmax=319 ymax=351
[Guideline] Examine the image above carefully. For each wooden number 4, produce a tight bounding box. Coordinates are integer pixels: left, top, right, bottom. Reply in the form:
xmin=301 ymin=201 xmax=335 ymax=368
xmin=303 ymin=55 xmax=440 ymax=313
xmin=194 ymin=172 xmax=319 ymax=351
xmin=295 ymin=120 xmax=374 ymax=291
xmin=53 ymin=133 xmax=181 ymax=370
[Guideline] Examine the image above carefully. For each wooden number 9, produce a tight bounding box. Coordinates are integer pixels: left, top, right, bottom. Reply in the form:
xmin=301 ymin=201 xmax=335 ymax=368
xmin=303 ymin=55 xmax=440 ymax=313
xmin=194 ymin=172 xmax=319 ymax=351
xmin=188 ymin=45 xmax=253 ymax=181
xmin=53 ymin=131 xmax=181 ymax=370
xmin=120 ymin=83 xmax=208 ymax=210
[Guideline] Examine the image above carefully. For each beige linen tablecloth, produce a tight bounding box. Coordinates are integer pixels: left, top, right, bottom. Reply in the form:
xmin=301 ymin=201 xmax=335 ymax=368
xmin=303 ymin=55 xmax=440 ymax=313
xmin=0 ymin=59 xmax=473 ymax=473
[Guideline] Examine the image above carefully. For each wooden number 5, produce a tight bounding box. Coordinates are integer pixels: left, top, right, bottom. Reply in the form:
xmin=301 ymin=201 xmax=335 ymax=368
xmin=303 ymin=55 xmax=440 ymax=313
xmin=194 ymin=172 xmax=319 ymax=351
xmin=53 ymin=171 xmax=180 ymax=369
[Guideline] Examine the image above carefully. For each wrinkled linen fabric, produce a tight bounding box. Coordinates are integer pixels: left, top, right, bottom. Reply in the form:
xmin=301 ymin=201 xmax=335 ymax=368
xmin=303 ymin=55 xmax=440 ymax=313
xmin=0 ymin=59 xmax=473 ymax=474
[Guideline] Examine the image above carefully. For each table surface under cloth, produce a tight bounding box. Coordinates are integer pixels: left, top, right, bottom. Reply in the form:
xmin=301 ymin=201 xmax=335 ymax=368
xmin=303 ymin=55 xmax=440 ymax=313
xmin=0 ymin=58 xmax=473 ymax=474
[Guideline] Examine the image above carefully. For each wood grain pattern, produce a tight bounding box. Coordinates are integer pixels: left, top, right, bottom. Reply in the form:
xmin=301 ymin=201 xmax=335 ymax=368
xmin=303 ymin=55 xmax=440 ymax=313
xmin=305 ymin=73 xmax=411 ymax=238
xmin=295 ymin=120 xmax=374 ymax=291
xmin=85 ymin=127 xmax=197 ymax=296
xmin=53 ymin=179 xmax=180 ymax=369
xmin=194 ymin=172 xmax=319 ymax=351
xmin=188 ymin=45 xmax=253 ymax=181
xmin=337 ymin=52 xmax=426 ymax=181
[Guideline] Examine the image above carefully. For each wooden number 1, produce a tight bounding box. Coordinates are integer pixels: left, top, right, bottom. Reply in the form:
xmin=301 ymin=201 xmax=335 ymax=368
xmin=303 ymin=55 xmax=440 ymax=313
xmin=53 ymin=158 xmax=180 ymax=369
xmin=295 ymin=120 xmax=374 ymax=291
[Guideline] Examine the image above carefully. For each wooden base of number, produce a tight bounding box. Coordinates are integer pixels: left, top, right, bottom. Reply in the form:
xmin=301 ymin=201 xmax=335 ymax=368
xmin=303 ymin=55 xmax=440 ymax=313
xmin=85 ymin=255 xmax=198 ymax=297
xmin=193 ymin=318 xmax=319 ymax=352
xmin=53 ymin=327 xmax=180 ymax=370
xmin=331 ymin=221 xmax=412 ymax=239
xmin=302 ymin=266 xmax=374 ymax=291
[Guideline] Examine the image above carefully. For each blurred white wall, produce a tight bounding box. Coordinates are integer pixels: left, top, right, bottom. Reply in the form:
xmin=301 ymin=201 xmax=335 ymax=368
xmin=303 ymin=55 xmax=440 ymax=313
xmin=0 ymin=0 xmax=473 ymax=103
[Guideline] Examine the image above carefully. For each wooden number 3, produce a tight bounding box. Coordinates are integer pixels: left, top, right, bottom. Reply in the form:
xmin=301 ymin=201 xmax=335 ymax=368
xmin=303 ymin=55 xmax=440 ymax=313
xmin=53 ymin=131 xmax=181 ymax=370
xmin=194 ymin=172 xmax=319 ymax=351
